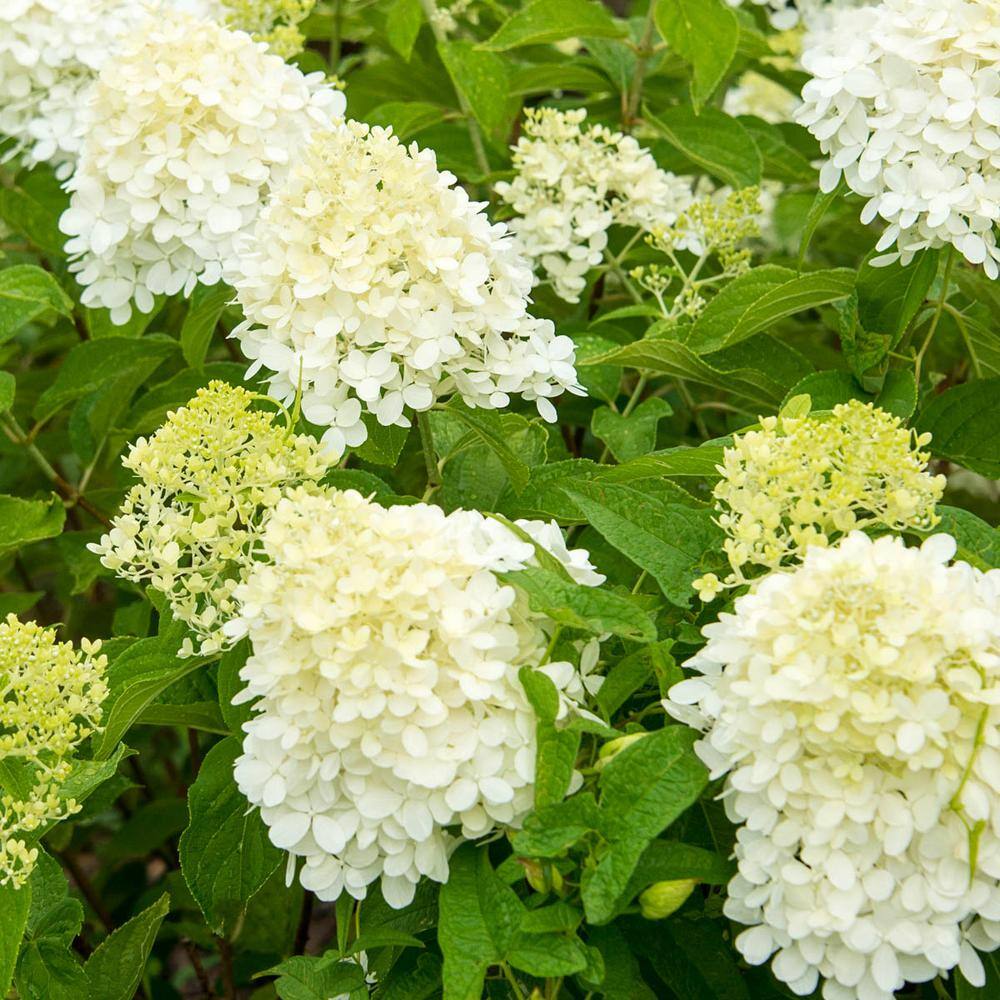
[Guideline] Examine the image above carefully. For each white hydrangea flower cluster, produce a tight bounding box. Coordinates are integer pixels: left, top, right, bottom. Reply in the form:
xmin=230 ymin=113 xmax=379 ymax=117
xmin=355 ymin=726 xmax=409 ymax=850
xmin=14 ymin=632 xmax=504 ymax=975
xmin=0 ymin=0 xmax=157 ymax=176
xmin=724 ymin=72 xmax=798 ymax=125
xmin=227 ymin=488 xmax=604 ymax=909
xmin=228 ymin=121 xmax=582 ymax=456
xmin=669 ymin=532 xmax=1000 ymax=999
xmin=59 ymin=10 xmax=345 ymax=325
xmin=494 ymin=108 xmax=693 ymax=304
xmin=726 ymin=0 xmax=860 ymax=30
xmin=91 ymin=381 xmax=332 ymax=655
xmin=797 ymin=0 xmax=1000 ymax=277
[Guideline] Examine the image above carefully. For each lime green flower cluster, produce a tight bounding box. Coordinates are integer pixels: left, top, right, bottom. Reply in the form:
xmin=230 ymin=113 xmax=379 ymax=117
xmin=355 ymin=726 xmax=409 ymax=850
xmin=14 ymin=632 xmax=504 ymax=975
xmin=693 ymin=399 xmax=946 ymax=601
xmin=91 ymin=381 xmax=332 ymax=655
xmin=633 ymin=187 xmax=762 ymax=320
xmin=223 ymin=0 xmax=315 ymax=58
xmin=0 ymin=616 xmax=108 ymax=888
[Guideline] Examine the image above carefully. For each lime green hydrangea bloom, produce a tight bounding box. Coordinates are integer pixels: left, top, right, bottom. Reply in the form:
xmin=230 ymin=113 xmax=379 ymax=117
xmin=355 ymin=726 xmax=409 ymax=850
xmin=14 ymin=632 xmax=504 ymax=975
xmin=222 ymin=0 xmax=315 ymax=57
xmin=91 ymin=381 xmax=332 ymax=655
xmin=694 ymin=399 xmax=946 ymax=600
xmin=0 ymin=616 xmax=108 ymax=888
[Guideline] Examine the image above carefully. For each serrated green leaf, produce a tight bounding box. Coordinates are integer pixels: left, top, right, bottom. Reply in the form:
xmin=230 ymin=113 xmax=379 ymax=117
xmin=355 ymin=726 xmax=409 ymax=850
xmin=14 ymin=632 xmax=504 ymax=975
xmin=0 ymin=881 xmax=30 ymax=997
xmin=591 ymin=397 xmax=672 ymax=463
xmin=93 ymin=635 xmax=212 ymax=758
xmin=599 ymin=727 xmax=707 ymax=843
xmin=780 ymin=369 xmax=917 ymax=419
xmin=34 ymin=335 xmax=178 ymax=422
xmin=385 ymin=0 xmax=423 ymax=59
xmin=917 ymin=378 xmax=1000 ymax=477
xmin=180 ymin=282 xmax=231 ymax=369
xmin=0 ymin=494 xmax=65 ymax=555
xmin=353 ymin=415 xmax=411 ymax=466
xmin=929 ymin=507 xmax=1000 ymax=571
xmin=654 ymin=0 xmax=739 ymax=110
xmin=647 ymin=107 xmax=761 ymax=189
xmin=511 ymin=793 xmax=602 ymax=858
xmin=437 ymin=42 xmax=514 ymax=148
xmin=0 ymin=265 xmax=72 ymax=343
xmin=179 ymin=737 xmax=282 ymax=936
xmin=565 ymin=481 xmax=723 ymax=607
xmin=438 ymin=845 xmax=523 ymax=1000
xmin=500 ymin=566 xmax=656 ymax=641
xmin=582 ymin=335 xmax=785 ymax=410
xmin=84 ymin=894 xmax=170 ymax=1000
xmin=686 ymin=265 xmax=855 ymax=354
xmin=483 ymin=0 xmax=625 ymax=50
xmin=267 ymin=957 xmax=368 ymax=1000
xmin=519 ymin=668 xmax=581 ymax=806
xmin=446 ymin=401 xmax=532 ymax=492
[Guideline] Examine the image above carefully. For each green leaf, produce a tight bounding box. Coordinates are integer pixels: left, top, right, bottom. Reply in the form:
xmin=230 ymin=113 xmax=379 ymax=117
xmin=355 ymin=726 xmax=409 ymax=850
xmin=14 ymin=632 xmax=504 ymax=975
xmin=508 ymin=932 xmax=588 ymax=978
xmin=599 ymin=727 xmax=707 ymax=843
xmin=686 ymin=265 xmax=856 ymax=354
xmin=483 ymin=0 xmax=625 ymax=49
xmin=180 ymin=282 xmax=231 ymax=369
xmin=0 ymin=881 xmax=30 ymax=996
xmin=647 ymin=107 xmax=761 ymax=189
xmin=437 ymin=42 xmax=514 ymax=148
xmin=780 ymin=369 xmax=917 ymax=419
xmin=84 ymin=894 xmax=170 ymax=1000
xmin=385 ymin=0 xmax=424 ymax=60
xmin=519 ymin=668 xmax=581 ymax=806
xmin=796 ymin=178 xmax=845 ymax=269
xmin=178 ymin=737 xmax=282 ymax=936
xmin=582 ymin=335 xmax=785 ymax=410
xmin=0 ymin=265 xmax=73 ymax=343
xmin=931 ymin=507 xmax=1000 ymax=571
xmin=511 ymin=794 xmax=602 ymax=858
xmin=602 ymin=444 xmax=725 ymax=483
xmin=34 ymin=335 xmax=179 ymax=422
xmin=93 ymin=635 xmax=212 ymax=759
xmin=445 ymin=401 xmax=531 ymax=493
xmin=0 ymin=187 xmax=66 ymax=256
xmin=217 ymin=640 xmax=254 ymax=734
xmin=565 ymin=481 xmax=723 ymax=606
xmin=589 ymin=924 xmax=657 ymax=1000
xmin=0 ymin=371 xmax=14 ymax=414
xmin=591 ymin=398 xmax=672 ymax=463
xmin=500 ymin=566 xmax=656 ymax=642
xmin=654 ymin=0 xmax=739 ymax=110
xmin=381 ymin=953 xmax=443 ymax=1000
xmin=856 ymin=249 xmax=938 ymax=343
xmin=0 ymin=494 xmax=65 ymax=555
xmin=596 ymin=641 xmax=677 ymax=717
xmin=624 ymin=839 xmax=734 ymax=899
xmin=353 ymin=415 xmax=410 ymax=466
xmin=916 ymin=379 xmax=1000 ymax=477
xmin=267 ymin=957 xmax=368 ymax=1000
xmin=439 ymin=845 xmax=523 ymax=1000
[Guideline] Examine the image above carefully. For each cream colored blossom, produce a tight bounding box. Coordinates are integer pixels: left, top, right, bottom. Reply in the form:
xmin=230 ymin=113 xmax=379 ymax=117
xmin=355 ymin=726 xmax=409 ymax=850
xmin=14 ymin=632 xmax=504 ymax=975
xmin=798 ymin=0 xmax=1000 ymax=276
xmin=724 ymin=71 xmax=798 ymax=124
xmin=90 ymin=381 xmax=332 ymax=655
xmin=669 ymin=532 xmax=1000 ymax=999
xmin=205 ymin=0 xmax=315 ymax=56
xmin=0 ymin=616 xmax=108 ymax=887
xmin=228 ymin=488 xmax=604 ymax=909
xmin=60 ymin=10 xmax=344 ymax=324
xmin=0 ymin=0 xmax=156 ymax=175
xmin=228 ymin=121 xmax=582 ymax=456
xmin=495 ymin=107 xmax=692 ymax=303
xmin=694 ymin=399 xmax=944 ymax=598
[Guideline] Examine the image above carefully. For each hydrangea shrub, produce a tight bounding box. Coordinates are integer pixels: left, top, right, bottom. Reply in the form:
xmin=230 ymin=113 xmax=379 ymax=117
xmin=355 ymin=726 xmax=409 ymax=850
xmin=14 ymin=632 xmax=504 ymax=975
xmin=0 ymin=1 xmax=997 ymax=999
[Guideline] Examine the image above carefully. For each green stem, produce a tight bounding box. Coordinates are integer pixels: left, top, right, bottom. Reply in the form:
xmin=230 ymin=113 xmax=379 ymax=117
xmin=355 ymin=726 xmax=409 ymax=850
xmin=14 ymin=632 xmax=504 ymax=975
xmin=624 ymin=3 xmax=659 ymax=127
xmin=329 ymin=0 xmax=343 ymax=69
xmin=914 ymin=246 xmax=956 ymax=384
xmin=603 ymin=250 xmax=643 ymax=305
xmin=417 ymin=411 xmax=440 ymax=500
xmin=419 ymin=0 xmax=492 ymax=178
xmin=499 ymin=962 xmax=527 ymax=1000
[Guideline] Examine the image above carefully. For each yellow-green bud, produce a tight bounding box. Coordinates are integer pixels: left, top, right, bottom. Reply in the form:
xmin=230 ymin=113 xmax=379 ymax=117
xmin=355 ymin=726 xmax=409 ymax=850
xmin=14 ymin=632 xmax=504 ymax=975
xmin=638 ymin=879 xmax=698 ymax=919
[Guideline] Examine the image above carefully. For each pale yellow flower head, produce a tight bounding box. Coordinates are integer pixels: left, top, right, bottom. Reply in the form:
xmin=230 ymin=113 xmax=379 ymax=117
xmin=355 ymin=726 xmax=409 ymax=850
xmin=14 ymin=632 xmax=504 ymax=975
xmin=220 ymin=0 xmax=315 ymax=57
xmin=0 ymin=616 xmax=108 ymax=887
xmin=694 ymin=398 xmax=945 ymax=598
xmin=91 ymin=380 xmax=332 ymax=654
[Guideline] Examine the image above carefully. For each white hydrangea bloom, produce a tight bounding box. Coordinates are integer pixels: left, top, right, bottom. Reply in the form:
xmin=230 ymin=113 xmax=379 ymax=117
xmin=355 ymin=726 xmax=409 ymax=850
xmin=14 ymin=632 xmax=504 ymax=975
xmin=0 ymin=0 xmax=158 ymax=176
xmin=494 ymin=108 xmax=692 ymax=304
xmin=726 ymin=0 xmax=861 ymax=30
xmin=227 ymin=488 xmax=604 ymax=909
xmin=227 ymin=121 xmax=582 ymax=457
xmin=797 ymin=0 xmax=1000 ymax=277
xmin=59 ymin=10 xmax=345 ymax=324
xmin=724 ymin=72 xmax=798 ymax=124
xmin=668 ymin=532 xmax=1000 ymax=999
